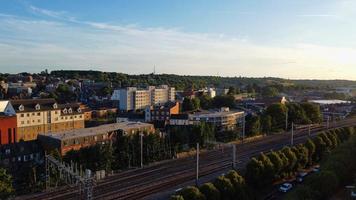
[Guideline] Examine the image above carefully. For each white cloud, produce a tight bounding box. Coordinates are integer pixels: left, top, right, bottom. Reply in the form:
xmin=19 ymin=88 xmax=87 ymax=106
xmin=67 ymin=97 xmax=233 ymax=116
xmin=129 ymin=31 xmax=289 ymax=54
xmin=0 ymin=8 xmax=355 ymax=80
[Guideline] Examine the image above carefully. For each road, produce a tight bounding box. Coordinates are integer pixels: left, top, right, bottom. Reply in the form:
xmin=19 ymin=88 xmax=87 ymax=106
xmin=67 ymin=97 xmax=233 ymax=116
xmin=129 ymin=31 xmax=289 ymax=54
xmin=17 ymin=117 xmax=356 ymax=200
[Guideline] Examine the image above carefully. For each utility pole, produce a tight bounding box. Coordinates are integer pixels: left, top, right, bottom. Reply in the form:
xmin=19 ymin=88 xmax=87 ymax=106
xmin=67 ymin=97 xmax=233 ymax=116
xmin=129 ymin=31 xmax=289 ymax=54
xmin=285 ymin=109 xmax=289 ymax=131
xmin=242 ymin=114 xmax=246 ymax=144
xmin=327 ymin=116 xmax=330 ymax=129
xmin=232 ymin=144 xmax=236 ymax=169
xmin=291 ymin=122 xmax=294 ymax=146
xmin=140 ymin=133 xmax=143 ymax=168
xmin=196 ymin=143 xmax=199 ymax=186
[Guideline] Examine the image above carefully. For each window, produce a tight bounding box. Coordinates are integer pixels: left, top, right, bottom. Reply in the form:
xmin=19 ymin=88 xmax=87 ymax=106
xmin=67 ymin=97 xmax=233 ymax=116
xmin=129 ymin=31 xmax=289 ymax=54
xmin=27 ymin=113 xmax=30 ymax=117
xmin=27 ymin=120 xmax=30 ymax=124
xmin=55 ymin=111 xmax=58 ymax=114
xmin=5 ymin=149 xmax=10 ymax=155
xmin=37 ymin=112 xmax=40 ymax=116
xmin=38 ymin=119 xmax=41 ymax=123
xmin=17 ymin=156 xmax=21 ymax=162
xmin=20 ymin=114 xmax=24 ymax=117
xmin=32 ymin=113 xmax=35 ymax=116
xmin=8 ymin=128 xmax=12 ymax=144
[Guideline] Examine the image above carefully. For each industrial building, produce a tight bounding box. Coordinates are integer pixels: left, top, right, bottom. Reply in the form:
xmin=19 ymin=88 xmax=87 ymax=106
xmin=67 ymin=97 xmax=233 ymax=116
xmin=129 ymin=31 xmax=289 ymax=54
xmin=38 ymin=121 xmax=155 ymax=155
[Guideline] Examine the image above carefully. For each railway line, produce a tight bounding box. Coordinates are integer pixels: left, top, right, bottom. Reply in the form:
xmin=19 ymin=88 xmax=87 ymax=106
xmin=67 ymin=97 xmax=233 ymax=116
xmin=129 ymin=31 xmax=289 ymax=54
xmin=17 ymin=118 xmax=356 ymax=200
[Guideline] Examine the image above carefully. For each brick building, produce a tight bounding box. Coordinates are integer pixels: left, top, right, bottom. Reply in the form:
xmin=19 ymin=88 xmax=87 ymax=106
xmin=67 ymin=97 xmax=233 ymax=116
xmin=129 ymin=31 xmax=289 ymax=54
xmin=38 ymin=122 xmax=155 ymax=155
xmin=9 ymin=99 xmax=85 ymax=142
xmin=0 ymin=100 xmax=17 ymax=145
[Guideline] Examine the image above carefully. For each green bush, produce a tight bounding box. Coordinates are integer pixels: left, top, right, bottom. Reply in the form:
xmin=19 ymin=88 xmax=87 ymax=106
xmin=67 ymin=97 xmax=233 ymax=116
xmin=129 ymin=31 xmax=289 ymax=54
xmin=170 ymin=195 xmax=185 ymax=200
xmin=213 ymin=176 xmax=235 ymax=200
xmin=179 ymin=186 xmax=206 ymax=200
xmin=199 ymin=182 xmax=220 ymax=200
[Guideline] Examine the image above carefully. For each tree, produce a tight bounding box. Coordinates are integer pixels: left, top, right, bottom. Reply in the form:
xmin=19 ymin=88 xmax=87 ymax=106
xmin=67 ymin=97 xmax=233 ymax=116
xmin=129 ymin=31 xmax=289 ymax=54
xmin=170 ymin=195 xmax=185 ymax=200
xmin=258 ymin=153 xmax=275 ymax=185
xmin=199 ymin=95 xmax=213 ymax=110
xmin=286 ymin=103 xmax=309 ymax=124
xmin=265 ymin=103 xmax=287 ymax=131
xmin=292 ymin=145 xmax=309 ymax=170
xmin=225 ymin=170 xmax=249 ymax=200
xmin=281 ymin=147 xmax=298 ymax=175
xmin=192 ymin=98 xmax=201 ymax=110
xmin=227 ymin=86 xmax=236 ymax=95
xmin=304 ymin=139 xmax=316 ymax=165
xmin=261 ymin=115 xmax=272 ymax=134
xmin=245 ymin=158 xmax=264 ymax=188
xmin=245 ymin=115 xmax=261 ymax=136
xmin=313 ymin=136 xmax=327 ymax=161
xmin=213 ymin=176 xmax=235 ymax=200
xmin=212 ymin=95 xmax=235 ymax=108
xmin=0 ymin=168 xmax=14 ymax=199
xmin=182 ymin=98 xmax=195 ymax=111
xmin=301 ymin=103 xmax=322 ymax=123
xmin=308 ymin=171 xmax=339 ymax=199
xmin=267 ymin=151 xmax=283 ymax=180
xmin=261 ymin=86 xmax=279 ymax=97
xmin=199 ymin=182 xmax=221 ymax=200
xmin=179 ymin=186 xmax=206 ymax=200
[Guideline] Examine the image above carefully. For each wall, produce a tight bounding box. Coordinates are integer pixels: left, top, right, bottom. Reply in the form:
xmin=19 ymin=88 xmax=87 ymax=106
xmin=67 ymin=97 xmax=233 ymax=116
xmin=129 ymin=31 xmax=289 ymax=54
xmin=0 ymin=116 xmax=17 ymax=145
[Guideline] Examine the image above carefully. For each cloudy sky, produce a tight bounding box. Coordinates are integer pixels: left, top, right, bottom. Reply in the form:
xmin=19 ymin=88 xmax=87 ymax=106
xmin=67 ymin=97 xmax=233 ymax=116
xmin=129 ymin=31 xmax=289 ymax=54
xmin=0 ymin=0 xmax=356 ymax=80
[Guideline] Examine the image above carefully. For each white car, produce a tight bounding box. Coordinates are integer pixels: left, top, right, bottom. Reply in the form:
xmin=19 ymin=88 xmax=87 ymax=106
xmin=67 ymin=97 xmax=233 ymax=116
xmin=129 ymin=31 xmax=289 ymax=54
xmin=279 ymin=183 xmax=293 ymax=193
xmin=351 ymin=191 xmax=356 ymax=198
xmin=296 ymin=172 xmax=308 ymax=183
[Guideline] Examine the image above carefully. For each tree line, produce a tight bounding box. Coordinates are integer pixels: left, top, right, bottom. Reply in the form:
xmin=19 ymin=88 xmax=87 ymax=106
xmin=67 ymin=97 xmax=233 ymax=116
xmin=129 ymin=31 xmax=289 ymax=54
xmin=170 ymin=126 xmax=355 ymax=200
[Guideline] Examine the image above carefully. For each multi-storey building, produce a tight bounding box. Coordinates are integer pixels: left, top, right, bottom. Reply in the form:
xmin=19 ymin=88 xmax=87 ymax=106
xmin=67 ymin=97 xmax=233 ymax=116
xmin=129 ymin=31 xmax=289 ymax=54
xmin=10 ymin=99 xmax=85 ymax=142
xmin=113 ymin=85 xmax=175 ymax=111
xmin=169 ymin=107 xmax=245 ymax=132
xmin=145 ymin=101 xmax=179 ymax=122
xmin=38 ymin=121 xmax=155 ymax=155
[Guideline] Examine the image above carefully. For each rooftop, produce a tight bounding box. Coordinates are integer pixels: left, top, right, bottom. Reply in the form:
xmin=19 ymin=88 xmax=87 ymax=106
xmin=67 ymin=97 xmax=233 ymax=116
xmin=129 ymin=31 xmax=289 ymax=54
xmin=191 ymin=110 xmax=244 ymax=118
xmin=41 ymin=121 xmax=154 ymax=140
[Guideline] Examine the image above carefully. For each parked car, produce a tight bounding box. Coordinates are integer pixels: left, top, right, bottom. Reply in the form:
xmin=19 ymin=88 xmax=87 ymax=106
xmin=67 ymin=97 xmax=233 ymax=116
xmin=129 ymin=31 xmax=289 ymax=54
xmin=312 ymin=165 xmax=320 ymax=172
xmin=297 ymin=172 xmax=308 ymax=183
xmin=279 ymin=183 xmax=293 ymax=193
xmin=351 ymin=190 xmax=356 ymax=198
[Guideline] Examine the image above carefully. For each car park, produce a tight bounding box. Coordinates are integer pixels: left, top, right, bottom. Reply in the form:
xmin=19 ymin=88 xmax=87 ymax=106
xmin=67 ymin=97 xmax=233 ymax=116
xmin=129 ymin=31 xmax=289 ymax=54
xmin=279 ymin=183 xmax=293 ymax=193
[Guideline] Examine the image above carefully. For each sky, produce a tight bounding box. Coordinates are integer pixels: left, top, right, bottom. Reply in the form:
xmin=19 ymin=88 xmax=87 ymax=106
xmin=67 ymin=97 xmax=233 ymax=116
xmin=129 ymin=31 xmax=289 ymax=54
xmin=0 ymin=0 xmax=356 ymax=80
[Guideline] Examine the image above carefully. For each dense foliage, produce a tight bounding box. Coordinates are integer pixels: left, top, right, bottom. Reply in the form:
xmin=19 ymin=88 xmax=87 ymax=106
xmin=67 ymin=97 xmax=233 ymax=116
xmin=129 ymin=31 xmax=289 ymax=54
xmin=286 ymin=127 xmax=356 ymax=200
xmin=0 ymin=168 xmax=14 ymax=199
xmin=173 ymin=170 xmax=250 ymax=200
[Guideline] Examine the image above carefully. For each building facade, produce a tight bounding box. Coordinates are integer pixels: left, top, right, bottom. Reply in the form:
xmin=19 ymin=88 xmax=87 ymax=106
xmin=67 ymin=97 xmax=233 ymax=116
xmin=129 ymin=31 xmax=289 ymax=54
xmin=145 ymin=101 xmax=179 ymax=122
xmin=112 ymin=85 xmax=176 ymax=111
xmin=0 ymin=101 xmax=17 ymax=145
xmin=38 ymin=122 xmax=155 ymax=155
xmin=10 ymin=99 xmax=85 ymax=142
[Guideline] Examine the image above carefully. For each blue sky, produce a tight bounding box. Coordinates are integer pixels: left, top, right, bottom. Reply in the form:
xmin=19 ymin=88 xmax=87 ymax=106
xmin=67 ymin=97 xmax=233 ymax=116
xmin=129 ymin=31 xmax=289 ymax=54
xmin=0 ymin=0 xmax=356 ymax=80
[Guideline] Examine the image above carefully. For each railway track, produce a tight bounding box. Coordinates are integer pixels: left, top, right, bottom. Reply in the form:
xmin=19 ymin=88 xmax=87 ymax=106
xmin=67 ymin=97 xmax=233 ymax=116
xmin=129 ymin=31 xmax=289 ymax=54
xmin=17 ymin=118 xmax=356 ymax=200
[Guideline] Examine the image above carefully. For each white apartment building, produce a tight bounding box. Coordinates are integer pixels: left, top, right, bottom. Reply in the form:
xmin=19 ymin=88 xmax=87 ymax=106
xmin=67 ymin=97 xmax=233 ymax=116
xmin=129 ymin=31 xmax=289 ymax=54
xmin=113 ymin=85 xmax=176 ymax=111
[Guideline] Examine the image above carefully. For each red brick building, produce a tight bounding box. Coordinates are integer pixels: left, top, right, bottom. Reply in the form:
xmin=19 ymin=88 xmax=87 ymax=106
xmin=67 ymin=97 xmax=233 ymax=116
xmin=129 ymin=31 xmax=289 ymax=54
xmin=0 ymin=115 xmax=17 ymax=145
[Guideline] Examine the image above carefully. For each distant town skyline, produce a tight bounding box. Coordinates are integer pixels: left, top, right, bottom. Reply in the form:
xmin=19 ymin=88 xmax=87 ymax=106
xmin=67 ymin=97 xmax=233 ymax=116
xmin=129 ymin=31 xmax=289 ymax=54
xmin=1 ymin=0 xmax=356 ymax=80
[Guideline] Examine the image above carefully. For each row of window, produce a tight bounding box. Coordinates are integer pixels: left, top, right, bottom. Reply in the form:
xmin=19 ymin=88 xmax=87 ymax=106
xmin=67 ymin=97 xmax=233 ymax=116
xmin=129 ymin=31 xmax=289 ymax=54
xmin=20 ymin=115 xmax=83 ymax=125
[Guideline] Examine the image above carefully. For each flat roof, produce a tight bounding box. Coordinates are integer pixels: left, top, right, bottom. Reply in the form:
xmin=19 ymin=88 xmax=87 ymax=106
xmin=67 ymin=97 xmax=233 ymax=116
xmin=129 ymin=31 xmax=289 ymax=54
xmin=40 ymin=122 xmax=154 ymax=140
xmin=191 ymin=110 xmax=244 ymax=118
xmin=309 ymin=99 xmax=352 ymax=105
